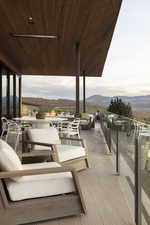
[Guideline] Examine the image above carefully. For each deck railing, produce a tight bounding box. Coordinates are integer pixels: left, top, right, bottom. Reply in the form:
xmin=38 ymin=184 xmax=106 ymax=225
xmin=101 ymin=112 xmax=150 ymax=225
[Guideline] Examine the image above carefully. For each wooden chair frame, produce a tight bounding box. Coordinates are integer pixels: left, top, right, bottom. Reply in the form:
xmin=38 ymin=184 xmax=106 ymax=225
xmin=25 ymin=136 xmax=90 ymax=171
xmin=0 ymin=152 xmax=86 ymax=225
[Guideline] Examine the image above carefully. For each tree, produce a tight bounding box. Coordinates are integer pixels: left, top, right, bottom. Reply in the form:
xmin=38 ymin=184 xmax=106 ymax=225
xmin=107 ymin=97 xmax=133 ymax=118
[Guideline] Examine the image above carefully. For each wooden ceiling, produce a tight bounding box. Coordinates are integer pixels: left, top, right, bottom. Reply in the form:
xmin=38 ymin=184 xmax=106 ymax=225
xmin=0 ymin=0 xmax=122 ymax=76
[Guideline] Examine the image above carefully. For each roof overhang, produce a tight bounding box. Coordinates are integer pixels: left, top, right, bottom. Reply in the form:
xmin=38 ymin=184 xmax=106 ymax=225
xmin=0 ymin=0 xmax=122 ymax=77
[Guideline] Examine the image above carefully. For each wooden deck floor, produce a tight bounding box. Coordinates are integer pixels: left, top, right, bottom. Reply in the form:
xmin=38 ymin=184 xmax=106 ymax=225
xmin=37 ymin=123 xmax=135 ymax=225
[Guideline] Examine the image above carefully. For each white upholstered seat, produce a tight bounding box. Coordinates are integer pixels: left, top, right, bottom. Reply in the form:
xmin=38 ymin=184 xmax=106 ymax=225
xmin=5 ymin=162 xmax=75 ymax=201
xmin=27 ymin=128 xmax=86 ymax=162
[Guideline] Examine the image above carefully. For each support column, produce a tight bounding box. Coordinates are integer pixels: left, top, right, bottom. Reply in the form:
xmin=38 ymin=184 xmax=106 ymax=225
xmin=75 ymin=42 xmax=80 ymax=116
xmin=83 ymin=73 xmax=86 ymax=113
xmin=18 ymin=75 xmax=22 ymax=117
xmin=13 ymin=74 xmax=16 ymax=117
xmin=6 ymin=71 xmax=10 ymax=117
xmin=0 ymin=65 xmax=2 ymax=132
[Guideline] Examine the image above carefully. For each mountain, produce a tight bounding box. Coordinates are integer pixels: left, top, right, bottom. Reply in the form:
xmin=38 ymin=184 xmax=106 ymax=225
xmin=22 ymin=97 xmax=105 ymax=114
xmin=86 ymin=95 xmax=150 ymax=112
xmin=87 ymin=95 xmax=111 ymax=105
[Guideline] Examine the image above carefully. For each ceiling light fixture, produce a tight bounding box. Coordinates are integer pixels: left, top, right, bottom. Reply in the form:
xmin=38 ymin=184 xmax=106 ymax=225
xmin=10 ymin=33 xmax=58 ymax=39
xmin=28 ymin=16 xmax=34 ymax=24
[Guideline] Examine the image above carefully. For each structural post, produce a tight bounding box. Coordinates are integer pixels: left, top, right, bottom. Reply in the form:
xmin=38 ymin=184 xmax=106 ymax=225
xmin=18 ymin=75 xmax=22 ymax=117
xmin=13 ymin=74 xmax=16 ymax=117
xmin=135 ymin=136 xmax=142 ymax=225
xmin=6 ymin=71 xmax=10 ymax=117
xmin=0 ymin=65 xmax=2 ymax=132
xmin=83 ymin=73 xmax=86 ymax=113
xmin=75 ymin=42 xmax=80 ymax=116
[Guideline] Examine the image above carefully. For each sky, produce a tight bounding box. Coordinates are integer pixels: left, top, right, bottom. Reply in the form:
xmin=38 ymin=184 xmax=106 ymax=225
xmin=23 ymin=0 xmax=150 ymax=99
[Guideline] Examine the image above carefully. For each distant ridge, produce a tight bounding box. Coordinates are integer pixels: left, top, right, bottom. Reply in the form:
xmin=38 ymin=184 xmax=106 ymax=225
xmin=22 ymin=97 xmax=105 ymax=113
xmin=86 ymin=95 xmax=150 ymax=112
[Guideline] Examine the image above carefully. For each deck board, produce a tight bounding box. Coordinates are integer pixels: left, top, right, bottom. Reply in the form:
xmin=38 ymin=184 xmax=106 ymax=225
xmin=37 ymin=123 xmax=135 ymax=225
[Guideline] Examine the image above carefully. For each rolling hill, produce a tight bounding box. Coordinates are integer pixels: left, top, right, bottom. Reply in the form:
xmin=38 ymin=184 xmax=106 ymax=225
xmin=86 ymin=95 xmax=150 ymax=112
xmin=22 ymin=97 xmax=105 ymax=114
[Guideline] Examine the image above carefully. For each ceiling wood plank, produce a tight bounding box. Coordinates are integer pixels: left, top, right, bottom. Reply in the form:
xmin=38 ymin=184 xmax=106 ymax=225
xmin=0 ymin=0 xmax=122 ymax=76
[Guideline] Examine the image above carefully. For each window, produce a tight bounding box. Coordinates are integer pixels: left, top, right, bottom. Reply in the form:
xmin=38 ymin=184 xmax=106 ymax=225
xmin=0 ymin=65 xmax=21 ymax=121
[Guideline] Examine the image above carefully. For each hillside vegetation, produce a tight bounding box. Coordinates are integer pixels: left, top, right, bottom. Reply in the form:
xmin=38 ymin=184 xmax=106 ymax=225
xmin=22 ymin=97 xmax=105 ymax=114
xmin=87 ymin=94 xmax=150 ymax=112
xmin=22 ymin=97 xmax=150 ymax=121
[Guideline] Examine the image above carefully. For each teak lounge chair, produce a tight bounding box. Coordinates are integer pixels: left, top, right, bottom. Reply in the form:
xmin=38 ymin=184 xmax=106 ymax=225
xmin=0 ymin=139 xmax=86 ymax=225
xmin=25 ymin=127 xmax=90 ymax=171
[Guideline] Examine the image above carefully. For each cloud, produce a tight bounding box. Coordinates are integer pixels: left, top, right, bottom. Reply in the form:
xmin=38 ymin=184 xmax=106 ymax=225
xmin=22 ymin=1 xmax=150 ymax=100
xmin=22 ymin=76 xmax=76 ymax=99
xmin=22 ymin=75 xmax=150 ymax=99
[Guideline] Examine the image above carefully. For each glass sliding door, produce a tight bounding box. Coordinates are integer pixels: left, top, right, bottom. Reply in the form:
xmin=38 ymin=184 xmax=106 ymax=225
xmin=2 ymin=74 xmax=21 ymax=118
xmin=0 ymin=63 xmax=22 ymax=132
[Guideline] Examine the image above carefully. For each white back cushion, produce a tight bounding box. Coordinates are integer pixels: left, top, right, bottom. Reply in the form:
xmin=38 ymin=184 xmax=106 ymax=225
xmin=0 ymin=140 xmax=22 ymax=181
xmin=56 ymin=145 xmax=86 ymax=162
xmin=27 ymin=128 xmax=61 ymax=151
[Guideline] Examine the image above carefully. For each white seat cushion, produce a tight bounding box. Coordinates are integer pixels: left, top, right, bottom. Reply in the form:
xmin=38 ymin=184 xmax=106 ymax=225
xmin=31 ymin=122 xmax=50 ymax=129
xmin=80 ymin=119 xmax=89 ymax=125
xmin=0 ymin=140 xmax=22 ymax=181
xmin=5 ymin=162 xmax=75 ymax=201
xmin=27 ymin=128 xmax=61 ymax=151
xmin=56 ymin=145 xmax=86 ymax=162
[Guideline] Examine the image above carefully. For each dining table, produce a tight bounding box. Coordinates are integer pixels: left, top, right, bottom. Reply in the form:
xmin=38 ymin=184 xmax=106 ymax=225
xmin=13 ymin=116 xmax=68 ymax=128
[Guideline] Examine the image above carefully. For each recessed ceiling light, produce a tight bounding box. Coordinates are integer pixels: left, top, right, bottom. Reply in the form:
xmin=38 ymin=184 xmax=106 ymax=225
xmin=28 ymin=16 xmax=34 ymax=24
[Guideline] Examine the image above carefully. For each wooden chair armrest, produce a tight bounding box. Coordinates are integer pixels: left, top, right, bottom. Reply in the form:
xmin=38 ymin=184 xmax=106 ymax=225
xmin=60 ymin=137 xmax=83 ymax=142
xmin=25 ymin=140 xmax=53 ymax=148
xmin=60 ymin=137 xmax=85 ymax=147
xmin=18 ymin=151 xmax=51 ymax=158
xmin=0 ymin=166 xmax=75 ymax=179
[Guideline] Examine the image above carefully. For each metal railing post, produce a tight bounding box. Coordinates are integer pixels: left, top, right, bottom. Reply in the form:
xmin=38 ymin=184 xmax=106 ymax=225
xmin=116 ymin=125 xmax=120 ymax=175
xmin=135 ymin=136 xmax=142 ymax=225
xmin=108 ymin=128 xmax=112 ymax=153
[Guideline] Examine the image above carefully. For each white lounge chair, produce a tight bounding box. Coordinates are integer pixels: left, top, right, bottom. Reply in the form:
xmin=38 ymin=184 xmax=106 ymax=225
xmin=0 ymin=139 xmax=86 ymax=224
xmin=26 ymin=127 xmax=90 ymax=171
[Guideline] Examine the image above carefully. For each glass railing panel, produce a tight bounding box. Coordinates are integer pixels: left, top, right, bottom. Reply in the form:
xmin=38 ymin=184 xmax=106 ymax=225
xmin=140 ymin=131 xmax=150 ymax=225
xmin=101 ymin=112 xmax=150 ymax=224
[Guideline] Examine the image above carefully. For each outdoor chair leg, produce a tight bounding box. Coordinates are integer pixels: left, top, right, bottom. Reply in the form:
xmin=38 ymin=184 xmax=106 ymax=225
xmin=14 ymin=133 xmax=20 ymax=152
xmin=0 ymin=130 xmax=4 ymax=139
